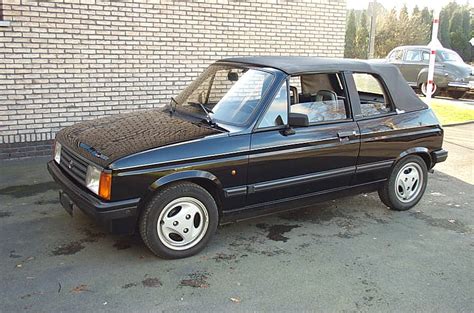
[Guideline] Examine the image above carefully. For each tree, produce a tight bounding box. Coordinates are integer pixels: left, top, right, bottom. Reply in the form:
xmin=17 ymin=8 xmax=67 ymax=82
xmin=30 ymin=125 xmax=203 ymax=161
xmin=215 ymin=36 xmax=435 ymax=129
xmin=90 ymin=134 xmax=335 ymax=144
xmin=344 ymin=3 xmax=472 ymax=61
xmin=460 ymin=8 xmax=471 ymax=61
xmin=374 ymin=8 xmax=400 ymax=57
xmin=420 ymin=7 xmax=432 ymax=43
xmin=355 ymin=11 xmax=369 ymax=59
xmin=407 ymin=6 xmax=430 ymax=45
xmin=413 ymin=5 xmax=420 ymax=16
xmin=449 ymin=8 xmax=471 ymax=61
xmin=439 ymin=9 xmax=452 ymax=48
xmin=345 ymin=10 xmax=357 ymax=58
xmin=399 ymin=5 xmax=409 ymax=23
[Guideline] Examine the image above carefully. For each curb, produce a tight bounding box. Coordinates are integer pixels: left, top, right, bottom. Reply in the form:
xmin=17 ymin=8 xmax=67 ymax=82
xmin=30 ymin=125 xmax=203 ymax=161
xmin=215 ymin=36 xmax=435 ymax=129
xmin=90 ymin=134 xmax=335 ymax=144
xmin=442 ymin=120 xmax=474 ymax=127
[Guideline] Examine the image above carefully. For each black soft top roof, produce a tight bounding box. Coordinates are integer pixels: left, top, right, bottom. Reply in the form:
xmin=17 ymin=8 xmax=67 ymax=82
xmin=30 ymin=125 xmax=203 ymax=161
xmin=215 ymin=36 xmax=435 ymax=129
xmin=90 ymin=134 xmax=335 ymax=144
xmin=217 ymin=56 xmax=428 ymax=112
xmin=219 ymin=56 xmax=378 ymax=75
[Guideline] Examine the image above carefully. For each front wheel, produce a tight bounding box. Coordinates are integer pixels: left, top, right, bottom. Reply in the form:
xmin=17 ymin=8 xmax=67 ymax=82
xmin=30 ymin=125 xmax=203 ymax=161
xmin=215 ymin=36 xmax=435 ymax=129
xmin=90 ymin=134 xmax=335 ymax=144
xmin=378 ymin=155 xmax=428 ymax=211
xmin=139 ymin=182 xmax=218 ymax=259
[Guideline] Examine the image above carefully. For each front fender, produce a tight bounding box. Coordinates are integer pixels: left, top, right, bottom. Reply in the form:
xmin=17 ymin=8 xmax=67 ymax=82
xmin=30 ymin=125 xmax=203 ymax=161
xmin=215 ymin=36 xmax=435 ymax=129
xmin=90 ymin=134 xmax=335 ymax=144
xmin=149 ymin=170 xmax=223 ymax=191
xmin=417 ymin=67 xmax=450 ymax=88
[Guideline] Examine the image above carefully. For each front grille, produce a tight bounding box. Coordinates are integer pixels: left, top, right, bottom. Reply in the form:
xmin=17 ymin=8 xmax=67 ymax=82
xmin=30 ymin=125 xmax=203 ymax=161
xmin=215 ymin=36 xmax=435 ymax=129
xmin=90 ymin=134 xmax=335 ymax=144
xmin=59 ymin=146 xmax=88 ymax=185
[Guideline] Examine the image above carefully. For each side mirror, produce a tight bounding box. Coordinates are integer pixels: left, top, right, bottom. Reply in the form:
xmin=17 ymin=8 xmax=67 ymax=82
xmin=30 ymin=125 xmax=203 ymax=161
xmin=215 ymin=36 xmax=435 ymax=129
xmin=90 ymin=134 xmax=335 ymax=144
xmin=274 ymin=115 xmax=284 ymax=126
xmin=228 ymin=72 xmax=239 ymax=82
xmin=288 ymin=112 xmax=309 ymax=127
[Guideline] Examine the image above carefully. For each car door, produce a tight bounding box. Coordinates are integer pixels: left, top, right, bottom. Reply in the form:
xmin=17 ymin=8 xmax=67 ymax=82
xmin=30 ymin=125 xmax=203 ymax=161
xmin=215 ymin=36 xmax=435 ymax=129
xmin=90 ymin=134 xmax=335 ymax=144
xmin=399 ymin=49 xmax=429 ymax=86
xmin=246 ymin=75 xmax=360 ymax=206
xmin=348 ymin=72 xmax=401 ymax=184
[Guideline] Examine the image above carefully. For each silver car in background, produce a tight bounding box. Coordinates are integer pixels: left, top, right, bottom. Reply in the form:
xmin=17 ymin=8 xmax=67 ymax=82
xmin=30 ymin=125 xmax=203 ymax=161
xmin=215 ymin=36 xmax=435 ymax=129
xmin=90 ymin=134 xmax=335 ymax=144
xmin=386 ymin=45 xmax=473 ymax=99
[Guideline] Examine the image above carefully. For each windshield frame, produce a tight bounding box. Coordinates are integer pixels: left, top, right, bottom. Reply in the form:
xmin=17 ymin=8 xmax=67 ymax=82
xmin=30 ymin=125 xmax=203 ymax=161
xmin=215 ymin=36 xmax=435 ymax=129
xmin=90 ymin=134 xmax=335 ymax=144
xmin=171 ymin=63 xmax=276 ymax=129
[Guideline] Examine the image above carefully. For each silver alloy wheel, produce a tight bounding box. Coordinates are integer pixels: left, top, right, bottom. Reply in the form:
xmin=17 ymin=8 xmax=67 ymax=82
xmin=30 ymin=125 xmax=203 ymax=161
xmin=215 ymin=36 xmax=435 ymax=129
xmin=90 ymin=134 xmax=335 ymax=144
xmin=157 ymin=197 xmax=209 ymax=251
xmin=395 ymin=162 xmax=423 ymax=203
xmin=421 ymin=82 xmax=437 ymax=96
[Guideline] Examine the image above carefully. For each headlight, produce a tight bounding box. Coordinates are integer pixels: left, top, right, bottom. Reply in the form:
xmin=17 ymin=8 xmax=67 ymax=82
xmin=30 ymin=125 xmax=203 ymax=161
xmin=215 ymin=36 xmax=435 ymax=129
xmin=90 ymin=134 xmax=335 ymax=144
xmin=86 ymin=165 xmax=101 ymax=194
xmin=54 ymin=142 xmax=62 ymax=164
xmin=86 ymin=165 xmax=112 ymax=200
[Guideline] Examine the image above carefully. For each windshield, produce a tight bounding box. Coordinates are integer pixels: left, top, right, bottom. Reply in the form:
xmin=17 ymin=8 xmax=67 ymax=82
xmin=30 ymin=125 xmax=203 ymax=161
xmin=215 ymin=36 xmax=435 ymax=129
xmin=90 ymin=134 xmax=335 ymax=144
xmin=437 ymin=50 xmax=464 ymax=63
xmin=173 ymin=65 xmax=273 ymax=127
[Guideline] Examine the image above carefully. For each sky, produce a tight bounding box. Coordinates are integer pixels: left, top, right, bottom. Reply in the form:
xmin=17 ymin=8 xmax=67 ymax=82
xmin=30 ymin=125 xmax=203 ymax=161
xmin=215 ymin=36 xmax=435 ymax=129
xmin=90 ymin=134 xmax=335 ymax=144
xmin=346 ymin=0 xmax=473 ymax=11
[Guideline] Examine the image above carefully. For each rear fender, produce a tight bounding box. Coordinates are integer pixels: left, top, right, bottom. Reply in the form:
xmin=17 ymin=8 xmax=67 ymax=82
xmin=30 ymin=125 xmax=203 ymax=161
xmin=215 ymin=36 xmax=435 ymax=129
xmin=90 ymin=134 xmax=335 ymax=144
xmin=396 ymin=147 xmax=432 ymax=169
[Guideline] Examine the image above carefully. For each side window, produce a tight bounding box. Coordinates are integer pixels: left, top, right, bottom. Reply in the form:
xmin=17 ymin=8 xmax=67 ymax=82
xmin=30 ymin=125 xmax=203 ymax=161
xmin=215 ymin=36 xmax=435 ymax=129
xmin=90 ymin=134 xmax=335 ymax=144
xmin=289 ymin=73 xmax=349 ymax=124
xmin=258 ymin=82 xmax=288 ymax=128
xmin=405 ymin=50 xmax=422 ymax=62
xmin=422 ymin=51 xmax=430 ymax=62
xmin=388 ymin=49 xmax=403 ymax=61
xmin=353 ymin=73 xmax=392 ymax=117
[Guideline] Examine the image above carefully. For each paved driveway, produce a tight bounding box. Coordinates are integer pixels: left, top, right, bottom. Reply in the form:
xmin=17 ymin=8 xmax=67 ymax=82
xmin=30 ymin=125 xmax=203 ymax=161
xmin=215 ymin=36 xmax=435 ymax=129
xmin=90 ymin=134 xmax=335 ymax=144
xmin=0 ymin=125 xmax=472 ymax=312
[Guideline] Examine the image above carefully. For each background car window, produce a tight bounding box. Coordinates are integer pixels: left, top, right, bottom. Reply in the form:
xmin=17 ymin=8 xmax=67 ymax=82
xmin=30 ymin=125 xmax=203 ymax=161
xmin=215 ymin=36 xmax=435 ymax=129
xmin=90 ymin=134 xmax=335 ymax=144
xmin=422 ymin=51 xmax=430 ymax=61
xmin=437 ymin=50 xmax=464 ymax=63
xmin=289 ymin=73 xmax=349 ymax=123
xmin=353 ymin=73 xmax=392 ymax=117
xmin=259 ymin=82 xmax=288 ymax=128
xmin=388 ymin=49 xmax=403 ymax=61
xmin=405 ymin=50 xmax=423 ymax=62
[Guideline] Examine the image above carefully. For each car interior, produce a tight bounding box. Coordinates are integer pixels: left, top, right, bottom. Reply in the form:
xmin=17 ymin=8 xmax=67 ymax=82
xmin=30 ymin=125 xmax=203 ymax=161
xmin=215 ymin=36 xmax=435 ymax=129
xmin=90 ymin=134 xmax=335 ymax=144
xmin=352 ymin=73 xmax=392 ymax=117
xmin=289 ymin=73 xmax=349 ymax=123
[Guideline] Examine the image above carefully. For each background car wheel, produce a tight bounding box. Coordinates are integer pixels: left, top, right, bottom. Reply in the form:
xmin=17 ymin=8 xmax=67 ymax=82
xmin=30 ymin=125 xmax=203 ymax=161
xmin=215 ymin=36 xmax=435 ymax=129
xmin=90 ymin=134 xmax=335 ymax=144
xmin=139 ymin=182 xmax=218 ymax=259
xmin=378 ymin=155 xmax=428 ymax=211
xmin=447 ymin=90 xmax=465 ymax=99
xmin=420 ymin=82 xmax=439 ymax=97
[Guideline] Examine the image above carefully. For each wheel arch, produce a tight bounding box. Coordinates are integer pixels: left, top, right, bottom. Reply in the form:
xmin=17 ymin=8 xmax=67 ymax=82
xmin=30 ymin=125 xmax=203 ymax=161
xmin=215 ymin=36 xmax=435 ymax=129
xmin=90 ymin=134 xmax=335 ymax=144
xmin=138 ymin=170 xmax=224 ymax=218
xmin=396 ymin=147 xmax=432 ymax=169
xmin=417 ymin=68 xmax=449 ymax=88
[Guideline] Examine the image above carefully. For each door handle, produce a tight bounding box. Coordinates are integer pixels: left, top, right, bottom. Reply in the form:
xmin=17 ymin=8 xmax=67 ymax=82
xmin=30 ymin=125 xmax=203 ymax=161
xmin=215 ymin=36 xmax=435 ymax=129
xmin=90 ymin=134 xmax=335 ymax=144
xmin=337 ymin=131 xmax=356 ymax=138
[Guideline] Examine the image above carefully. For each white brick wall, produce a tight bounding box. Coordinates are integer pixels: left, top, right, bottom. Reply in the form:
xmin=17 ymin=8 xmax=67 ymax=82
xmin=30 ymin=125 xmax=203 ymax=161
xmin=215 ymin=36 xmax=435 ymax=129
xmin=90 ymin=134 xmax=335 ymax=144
xmin=0 ymin=0 xmax=346 ymax=146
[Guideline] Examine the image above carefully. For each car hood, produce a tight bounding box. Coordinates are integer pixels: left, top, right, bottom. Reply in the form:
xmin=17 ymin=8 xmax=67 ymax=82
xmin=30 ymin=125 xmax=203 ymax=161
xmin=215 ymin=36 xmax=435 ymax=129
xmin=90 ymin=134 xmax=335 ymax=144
xmin=55 ymin=110 xmax=221 ymax=167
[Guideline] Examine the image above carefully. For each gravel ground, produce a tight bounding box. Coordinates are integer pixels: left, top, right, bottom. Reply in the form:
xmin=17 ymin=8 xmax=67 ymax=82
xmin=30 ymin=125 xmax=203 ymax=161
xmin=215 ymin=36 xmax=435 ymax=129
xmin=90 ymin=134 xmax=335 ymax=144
xmin=0 ymin=125 xmax=472 ymax=313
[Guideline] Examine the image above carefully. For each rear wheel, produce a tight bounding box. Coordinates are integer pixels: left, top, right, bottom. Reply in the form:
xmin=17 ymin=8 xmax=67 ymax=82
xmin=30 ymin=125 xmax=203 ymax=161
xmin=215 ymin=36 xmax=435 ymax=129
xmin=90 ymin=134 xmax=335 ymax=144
xmin=448 ymin=90 xmax=465 ymax=99
xmin=378 ymin=155 xmax=428 ymax=211
xmin=139 ymin=182 xmax=218 ymax=259
xmin=420 ymin=82 xmax=439 ymax=97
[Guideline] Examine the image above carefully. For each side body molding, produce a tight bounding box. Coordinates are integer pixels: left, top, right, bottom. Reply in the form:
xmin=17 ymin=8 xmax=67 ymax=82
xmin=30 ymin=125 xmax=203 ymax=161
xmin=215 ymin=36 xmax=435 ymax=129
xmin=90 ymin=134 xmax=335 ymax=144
xmin=149 ymin=170 xmax=223 ymax=191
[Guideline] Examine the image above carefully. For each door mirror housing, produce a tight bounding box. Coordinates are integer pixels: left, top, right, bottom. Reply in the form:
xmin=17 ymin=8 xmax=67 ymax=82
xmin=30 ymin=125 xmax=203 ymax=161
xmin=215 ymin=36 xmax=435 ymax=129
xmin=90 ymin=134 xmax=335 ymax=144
xmin=227 ymin=72 xmax=239 ymax=82
xmin=288 ymin=113 xmax=309 ymax=127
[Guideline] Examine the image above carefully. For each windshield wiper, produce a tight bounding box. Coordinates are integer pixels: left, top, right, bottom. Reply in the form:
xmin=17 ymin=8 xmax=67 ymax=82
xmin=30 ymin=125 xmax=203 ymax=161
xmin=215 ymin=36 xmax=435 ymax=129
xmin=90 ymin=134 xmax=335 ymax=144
xmin=169 ymin=97 xmax=178 ymax=115
xmin=188 ymin=101 xmax=215 ymax=125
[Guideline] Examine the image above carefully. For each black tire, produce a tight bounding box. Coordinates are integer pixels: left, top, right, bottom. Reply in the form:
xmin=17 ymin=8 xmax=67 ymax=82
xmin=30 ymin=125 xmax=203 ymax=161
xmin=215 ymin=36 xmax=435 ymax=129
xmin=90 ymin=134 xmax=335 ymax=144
xmin=139 ymin=182 xmax=218 ymax=259
xmin=378 ymin=155 xmax=428 ymax=211
xmin=420 ymin=82 xmax=439 ymax=97
xmin=448 ymin=90 xmax=465 ymax=99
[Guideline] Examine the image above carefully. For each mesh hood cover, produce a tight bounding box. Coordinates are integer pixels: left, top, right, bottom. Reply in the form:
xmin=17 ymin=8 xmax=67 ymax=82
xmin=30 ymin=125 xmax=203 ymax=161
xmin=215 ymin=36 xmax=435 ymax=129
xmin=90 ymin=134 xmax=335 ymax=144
xmin=55 ymin=110 xmax=219 ymax=167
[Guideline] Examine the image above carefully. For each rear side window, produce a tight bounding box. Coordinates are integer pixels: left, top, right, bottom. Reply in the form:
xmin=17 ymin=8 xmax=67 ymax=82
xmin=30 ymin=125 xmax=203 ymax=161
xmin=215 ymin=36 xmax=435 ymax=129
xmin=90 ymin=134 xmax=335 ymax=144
xmin=353 ymin=73 xmax=392 ymax=117
xmin=388 ymin=49 xmax=403 ymax=61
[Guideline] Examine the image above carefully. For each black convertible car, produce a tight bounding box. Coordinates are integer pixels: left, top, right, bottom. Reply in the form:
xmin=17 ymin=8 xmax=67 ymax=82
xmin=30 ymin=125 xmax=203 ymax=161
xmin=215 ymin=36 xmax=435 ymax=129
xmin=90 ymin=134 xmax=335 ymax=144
xmin=48 ymin=57 xmax=447 ymax=258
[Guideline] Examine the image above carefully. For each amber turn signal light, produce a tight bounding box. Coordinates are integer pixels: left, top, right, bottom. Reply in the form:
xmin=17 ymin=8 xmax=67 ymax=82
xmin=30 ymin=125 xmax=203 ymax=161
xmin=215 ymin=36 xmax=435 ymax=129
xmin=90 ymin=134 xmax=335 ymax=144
xmin=99 ymin=172 xmax=112 ymax=200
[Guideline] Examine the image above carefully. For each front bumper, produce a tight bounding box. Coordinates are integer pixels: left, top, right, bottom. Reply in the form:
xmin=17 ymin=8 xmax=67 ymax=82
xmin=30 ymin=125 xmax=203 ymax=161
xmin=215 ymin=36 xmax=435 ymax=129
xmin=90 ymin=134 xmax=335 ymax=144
xmin=47 ymin=161 xmax=140 ymax=234
xmin=447 ymin=81 xmax=474 ymax=91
